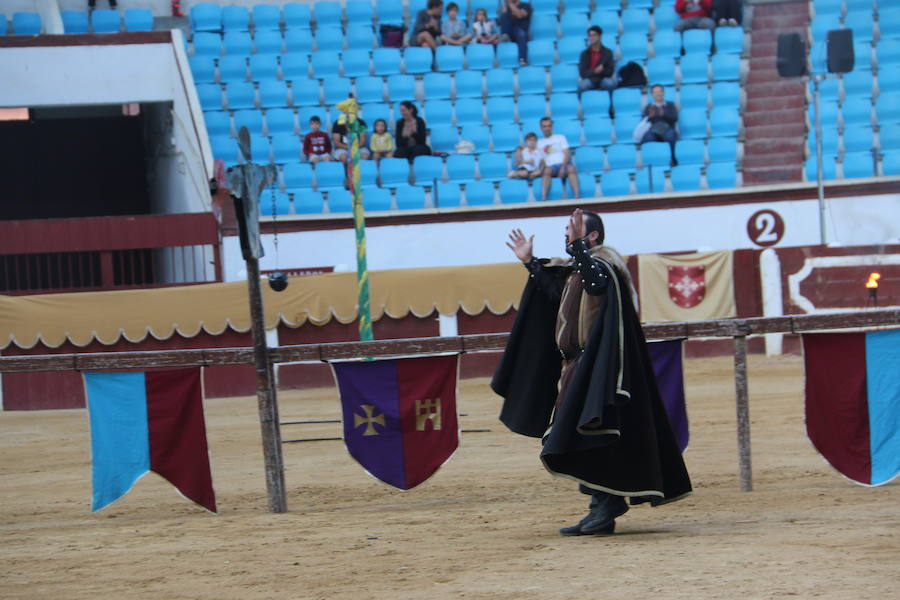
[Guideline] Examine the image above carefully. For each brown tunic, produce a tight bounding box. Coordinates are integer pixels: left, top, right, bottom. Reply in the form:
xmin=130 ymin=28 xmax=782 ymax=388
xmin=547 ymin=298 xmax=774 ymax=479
xmin=555 ymin=269 xmax=603 ymax=410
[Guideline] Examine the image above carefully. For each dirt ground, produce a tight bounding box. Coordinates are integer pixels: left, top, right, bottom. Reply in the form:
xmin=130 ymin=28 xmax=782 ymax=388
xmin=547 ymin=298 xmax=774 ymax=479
xmin=1 ymin=354 xmax=898 ymax=599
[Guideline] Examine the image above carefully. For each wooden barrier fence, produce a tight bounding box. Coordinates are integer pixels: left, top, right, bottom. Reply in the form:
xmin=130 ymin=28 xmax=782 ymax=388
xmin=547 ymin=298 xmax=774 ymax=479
xmin=2 ymin=308 xmax=898 ymax=511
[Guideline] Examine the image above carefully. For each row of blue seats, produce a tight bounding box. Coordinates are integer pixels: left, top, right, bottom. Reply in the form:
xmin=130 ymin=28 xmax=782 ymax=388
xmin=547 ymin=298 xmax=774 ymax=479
xmin=810 ymin=67 xmax=900 ymax=103
xmin=809 ymin=123 xmax=900 ymax=155
xmin=809 ymin=92 xmax=900 ymax=129
xmin=811 ymin=6 xmax=900 ymax=44
xmin=812 ymin=0 xmax=889 ymax=18
xmin=2 ymin=9 xmax=151 ymax=35
xmin=805 ymin=150 xmax=899 ymax=181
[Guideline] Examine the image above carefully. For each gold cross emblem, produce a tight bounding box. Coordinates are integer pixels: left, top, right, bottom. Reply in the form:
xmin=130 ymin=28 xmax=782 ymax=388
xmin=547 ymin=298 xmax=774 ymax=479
xmin=415 ymin=398 xmax=442 ymax=431
xmin=354 ymin=404 xmax=385 ymax=436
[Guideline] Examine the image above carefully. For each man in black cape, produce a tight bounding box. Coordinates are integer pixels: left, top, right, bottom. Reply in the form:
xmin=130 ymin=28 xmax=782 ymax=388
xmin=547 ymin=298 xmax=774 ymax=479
xmin=492 ymin=209 xmax=692 ymax=536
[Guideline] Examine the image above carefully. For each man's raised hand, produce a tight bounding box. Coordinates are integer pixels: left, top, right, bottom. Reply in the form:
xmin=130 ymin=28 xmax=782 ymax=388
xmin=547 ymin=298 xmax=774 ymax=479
xmin=506 ymin=228 xmax=534 ymax=263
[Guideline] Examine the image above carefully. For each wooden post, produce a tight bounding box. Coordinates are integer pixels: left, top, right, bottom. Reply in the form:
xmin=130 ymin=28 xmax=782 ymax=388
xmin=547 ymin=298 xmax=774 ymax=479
xmin=245 ymin=255 xmax=288 ymax=513
xmin=732 ymin=332 xmax=753 ymax=492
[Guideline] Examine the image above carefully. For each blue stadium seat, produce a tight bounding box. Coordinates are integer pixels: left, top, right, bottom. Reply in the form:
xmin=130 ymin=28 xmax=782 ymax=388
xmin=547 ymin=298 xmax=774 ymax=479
xmin=485 ymin=68 xmax=514 ymax=96
xmin=670 ymin=165 xmax=702 ymax=192
xmin=500 ymin=179 xmax=531 ymax=204
xmin=478 ymin=153 xmax=509 ymax=182
xmin=678 ymin=107 xmax=708 ymax=139
xmin=363 ymin=187 xmax=393 ymax=211
xmin=637 ymin=165 xmax=662 ymax=194
xmin=455 ymin=98 xmax=485 ymax=125
xmin=271 ymin=135 xmax=302 ymax=163
xmin=379 ymin=158 xmax=411 ymax=187
xmin=322 ymin=76 xmax=351 ymax=105
xmin=260 ymin=80 xmax=291 ymax=107
xmin=387 ymin=74 xmax=416 ymax=103
xmin=550 ymin=64 xmax=580 ymax=93
xmin=606 ymin=144 xmax=638 ymax=170
xmin=455 ymin=70 xmax=485 ymax=98
xmin=315 ymin=162 xmax=347 ymax=190
xmin=528 ymin=40 xmax=556 ymax=67
xmin=518 ymin=66 xmax=547 ymax=95
xmin=466 ymin=44 xmax=495 ymax=70
xmin=395 ymin=185 xmax=426 ymax=210
xmin=711 ymin=54 xmax=741 ymax=82
xmin=322 ymin=189 xmax=349 ymax=212
xmin=640 ymin=141 xmax=671 ymax=168
xmin=612 ymin=87 xmax=642 ymax=113
xmin=491 ymin=125 xmax=521 ymax=152
xmin=436 ymin=46 xmax=465 ymax=72
xmin=875 ymin=93 xmax=900 ymax=124
xmin=682 ymin=29 xmax=712 ymax=55
xmin=618 ymin=32 xmax=649 ymax=61
xmin=311 ymin=51 xmax=341 ymax=78
xmin=646 ymin=57 xmax=677 ymax=87
xmin=581 ymin=90 xmax=611 ymax=117
xmin=679 ymin=54 xmax=710 ymax=84
xmin=560 ymin=12 xmax=589 ymax=38
xmin=576 ymin=147 xmax=605 ymax=175
xmin=620 ymin=8 xmax=650 ymax=33
xmin=358 ymin=160 xmax=378 ymax=187
xmin=204 ymin=111 xmax=232 ymax=137
xmin=361 ymin=103 xmax=391 ymax=129
xmin=233 ymin=109 xmax=265 ymax=136
xmin=260 ymin=191 xmax=291 ymax=216
xmin=558 ymin=37 xmax=587 ymax=65
xmin=283 ymin=3 xmax=312 ymax=29
xmin=314 ymin=2 xmax=343 ymax=28
xmin=404 ymin=47 xmax=434 ymax=75
xmin=555 ymin=119 xmax=582 ymax=147
xmin=283 ymin=162 xmax=314 ymax=188
xmin=710 ymin=82 xmax=740 ymax=109
xmin=265 ymin=108 xmax=297 ymax=135
xmin=315 ymin=27 xmax=344 ymax=52
xmin=223 ymin=32 xmax=253 ymax=55
xmin=446 ymin=154 xmax=477 ymax=182
xmin=582 ymin=116 xmax=613 ymax=145
xmin=844 ymin=13 xmax=874 ymax=43
xmin=413 ymin=155 xmax=444 ymax=185
xmin=429 ymin=125 xmax=459 ymax=152
xmin=197 ymin=83 xmax=224 ymax=110
xmin=250 ymin=135 xmax=272 ymax=163
xmin=590 ymin=9 xmax=619 ymax=36
xmin=373 ymin=48 xmax=403 ymax=75
xmin=293 ymin=191 xmax=325 ymax=214
xmin=615 ymin=113 xmax=643 ymax=143
xmin=225 ymin=81 xmax=257 ymax=110
xmin=532 ymin=0 xmax=560 ymax=15
xmin=679 ymin=84 xmax=709 ymax=111
xmin=881 ymin=151 xmax=900 ymax=176
xmin=253 ymin=31 xmax=283 ymax=55
xmin=843 ymin=96 xmax=874 ymax=127
xmin=92 ymin=9 xmax=120 ymax=33
xmin=249 ymin=55 xmax=279 ymax=82
xmin=875 ymin=39 xmax=900 ymax=69
xmin=190 ymin=56 xmax=217 ymax=83
xmin=651 ymin=31 xmax=682 ymax=59
xmin=346 ymin=0 xmax=374 ymax=25
xmin=424 ymin=100 xmax=453 ymax=126
xmin=282 ymin=54 xmax=310 ymax=81
xmin=714 ymin=28 xmax=743 ymax=54
xmin=62 ymin=10 xmax=89 ymax=34
xmin=434 ymin=182 xmax=462 ymax=207
xmin=705 ymin=162 xmax=737 ymax=189
xmin=342 ymin=49 xmax=372 ymax=78
xmin=808 ymin=124 xmax=840 ymax=155
xmin=190 ymin=4 xmax=222 ymax=32
xmin=218 ymin=56 xmax=248 ymax=82
xmin=550 ymin=93 xmax=580 ymax=119
xmin=841 ymin=151 xmax=877 ymax=178
xmin=123 ymin=8 xmax=153 ymax=31
xmin=497 ymin=43 xmax=520 ymax=69
xmin=652 ymin=7 xmax=678 ymax=32
xmin=347 ymin=24 xmax=376 ymax=49
xmin=805 ymin=154 xmax=837 ymax=181
xmin=572 ymin=172 xmax=596 ymax=198
xmin=222 ymin=5 xmax=250 ymax=31
xmin=843 ymin=70 xmax=874 ymax=100
xmin=812 ymin=0 xmax=842 ymax=18
xmin=192 ymin=32 xmax=222 ymax=56
xmin=285 ymin=29 xmax=313 ymax=53
xmin=706 ymin=137 xmax=737 ymax=163
xmin=375 ymin=0 xmax=404 ymax=26
xmin=517 ymin=95 xmax=547 ymax=121
xmin=355 ymin=76 xmax=385 ymax=103
xmin=465 ymin=181 xmax=496 ymax=206
xmin=424 ymin=72 xmax=453 ymax=99
xmin=562 ymin=0 xmax=590 ymax=13
xmin=878 ymin=123 xmax=900 ymax=150
xmin=543 ymin=178 xmax=566 ymax=201
xmin=530 ymin=17 xmax=558 ymax=41
xmin=461 ymin=125 xmax=490 ymax=151
xmin=251 ymin=4 xmax=281 ymax=31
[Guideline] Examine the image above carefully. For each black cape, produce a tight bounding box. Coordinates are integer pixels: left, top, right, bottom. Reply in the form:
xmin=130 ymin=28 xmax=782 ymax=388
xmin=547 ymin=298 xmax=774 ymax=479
xmin=492 ymin=260 xmax=692 ymax=505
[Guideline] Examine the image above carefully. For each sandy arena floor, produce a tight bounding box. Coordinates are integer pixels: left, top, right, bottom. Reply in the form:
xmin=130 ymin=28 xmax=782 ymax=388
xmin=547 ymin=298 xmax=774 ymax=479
xmin=1 ymin=354 xmax=898 ymax=599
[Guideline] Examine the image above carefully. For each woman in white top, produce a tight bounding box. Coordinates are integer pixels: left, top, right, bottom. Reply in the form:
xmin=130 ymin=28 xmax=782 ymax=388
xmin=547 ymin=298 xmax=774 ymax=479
xmin=509 ymin=132 xmax=543 ymax=179
xmin=471 ymin=8 xmax=499 ymax=45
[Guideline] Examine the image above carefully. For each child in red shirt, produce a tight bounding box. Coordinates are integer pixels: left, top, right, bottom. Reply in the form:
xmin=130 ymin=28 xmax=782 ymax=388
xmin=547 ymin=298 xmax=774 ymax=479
xmin=302 ymin=116 xmax=333 ymax=163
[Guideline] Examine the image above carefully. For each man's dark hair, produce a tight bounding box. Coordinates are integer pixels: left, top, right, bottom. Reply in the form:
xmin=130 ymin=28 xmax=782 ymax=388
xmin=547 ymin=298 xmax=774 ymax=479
xmin=540 ymin=116 xmax=552 ymax=125
xmin=427 ymin=0 xmax=443 ymax=10
xmin=583 ymin=210 xmax=605 ymax=245
xmin=309 ymin=115 xmax=321 ymax=124
xmin=651 ymin=84 xmax=664 ymax=93
xmin=447 ymin=1 xmax=459 ymax=11
xmin=588 ymin=25 xmax=602 ymax=37
xmin=525 ymin=132 xmax=537 ymax=140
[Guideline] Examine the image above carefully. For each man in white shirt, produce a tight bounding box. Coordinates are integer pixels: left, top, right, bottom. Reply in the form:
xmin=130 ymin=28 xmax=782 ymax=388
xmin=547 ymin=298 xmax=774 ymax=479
xmin=537 ymin=117 xmax=580 ymax=201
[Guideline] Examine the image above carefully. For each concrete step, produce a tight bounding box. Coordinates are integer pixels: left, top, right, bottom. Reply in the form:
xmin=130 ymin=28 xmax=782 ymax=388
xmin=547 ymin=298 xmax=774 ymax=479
xmin=745 ymin=94 xmax=806 ymax=113
xmin=744 ymin=80 xmax=807 ymax=99
xmin=742 ymin=164 xmax=804 ymax=185
xmin=742 ymin=151 xmax=806 ymax=169
xmin=744 ymin=137 xmax=806 ymax=156
xmin=750 ymin=41 xmax=778 ymax=59
xmin=752 ymin=1 xmax=811 ymax=19
xmin=751 ymin=30 xmax=810 ymax=46
xmin=751 ymin=15 xmax=809 ymax=31
xmin=746 ymin=67 xmax=808 ymax=85
xmin=743 ymin=108 xmax=807 ymax=128
xmin=744 ymin=123 xmax=807 ymax=140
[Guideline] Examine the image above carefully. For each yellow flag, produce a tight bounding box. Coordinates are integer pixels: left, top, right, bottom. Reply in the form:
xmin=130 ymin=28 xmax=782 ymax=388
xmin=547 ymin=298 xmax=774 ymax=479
xmin=637 ymin=250 xmax=736 ymax=322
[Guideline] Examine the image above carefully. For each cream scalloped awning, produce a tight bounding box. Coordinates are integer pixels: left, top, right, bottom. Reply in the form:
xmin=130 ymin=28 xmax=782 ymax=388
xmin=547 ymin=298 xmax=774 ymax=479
xmin=0 ymin=263 xmax=528 ymax=349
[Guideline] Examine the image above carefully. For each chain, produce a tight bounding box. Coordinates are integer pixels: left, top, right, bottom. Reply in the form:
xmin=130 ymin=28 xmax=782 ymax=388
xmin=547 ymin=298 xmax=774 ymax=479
xmin=270 ymin=188 xmax=279 ymax=266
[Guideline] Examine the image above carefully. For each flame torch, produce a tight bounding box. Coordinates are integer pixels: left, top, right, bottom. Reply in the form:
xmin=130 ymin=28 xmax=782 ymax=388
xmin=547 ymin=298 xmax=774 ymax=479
xmin=866 ymin=272 xmax=881 ymax=307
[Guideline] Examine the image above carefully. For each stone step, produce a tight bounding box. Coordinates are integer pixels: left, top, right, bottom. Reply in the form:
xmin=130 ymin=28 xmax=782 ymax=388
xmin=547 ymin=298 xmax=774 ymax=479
xmin=743 ymin=108 xmax=807 ymax=128
xmin=744 ymin=80 xmax=807 ymax=99
xmin=742 ymin=151 xmax=806 ymax=169
xmin=750 ymin=41 xmax=778 ymax=59
xmin=746 ymin=67 xmax=807 ymax=85
xmin=744 ymin=136 xmax=806 ymax=155
xmin=750 ymin=29 xmax=810 ymax=47
xmin=745 ymin=94 xmax=806 ymax=113
xmin=742 ymin=164 xmax=804 ymax=185
xmin=744 ymin=123 xmax=807 ymax=140
xmin=750 ymin=14 xmax=809 ymax=31
xmin=752 ymin=1 xmax=811 ymax=19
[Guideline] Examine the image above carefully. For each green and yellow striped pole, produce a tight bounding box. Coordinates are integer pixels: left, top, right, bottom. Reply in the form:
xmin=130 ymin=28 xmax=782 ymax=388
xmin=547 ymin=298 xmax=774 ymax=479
xmin=337 ymin=97 xmax=373 ymax=342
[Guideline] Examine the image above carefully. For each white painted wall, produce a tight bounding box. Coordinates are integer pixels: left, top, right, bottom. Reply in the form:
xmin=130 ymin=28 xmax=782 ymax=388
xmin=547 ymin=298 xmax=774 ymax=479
xmin=222 ymin=193 xmax=900 ymax=280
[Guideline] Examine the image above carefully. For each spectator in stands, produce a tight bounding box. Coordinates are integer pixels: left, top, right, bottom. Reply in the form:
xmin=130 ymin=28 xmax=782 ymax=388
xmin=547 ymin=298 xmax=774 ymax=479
xmin=714 ymin=0 xmax=742 ymax=26
xmin=413 ymin=0 xmax=444 ymax=50
xmin=500 ymin=0 xmax=532 ymax=66
xmin=674 ymin=0 xmax=716 ymax=32
xmin=471 ymin=8 xmax=500 ymax=45
xmin=509 ymin=132 xmax=544 ymax=180
xmin=578 ymin=26 xmax=617 ymax=94
xmin=369 ymin=119 xmax=395 ymax=162
xmin=639 ymin=84 xmax=680 ymax=166
xmin=394 ymin=101 xmax=432 ymax=162
xmin=332 ymin=116 xmax=371 ymax=162
xmin=538 ymin=118 xmax=580 ymax=200
xmin=441 ymin=3 xmax=472 ymax=46
xmin=88 ymin=0 xmax=117 ymax=8
xmin=303 ymin=116 xmax=333 ymax=164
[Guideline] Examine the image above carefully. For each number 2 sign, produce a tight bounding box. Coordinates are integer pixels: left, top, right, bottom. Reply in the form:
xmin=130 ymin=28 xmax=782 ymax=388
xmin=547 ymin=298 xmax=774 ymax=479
xmin=747 ymin=209 xmax=785 ymax=247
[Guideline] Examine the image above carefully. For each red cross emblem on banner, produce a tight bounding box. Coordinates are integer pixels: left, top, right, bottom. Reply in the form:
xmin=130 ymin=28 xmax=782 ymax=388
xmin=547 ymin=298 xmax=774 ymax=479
xmin=667 ymin=265 xmax=706 ymax=308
